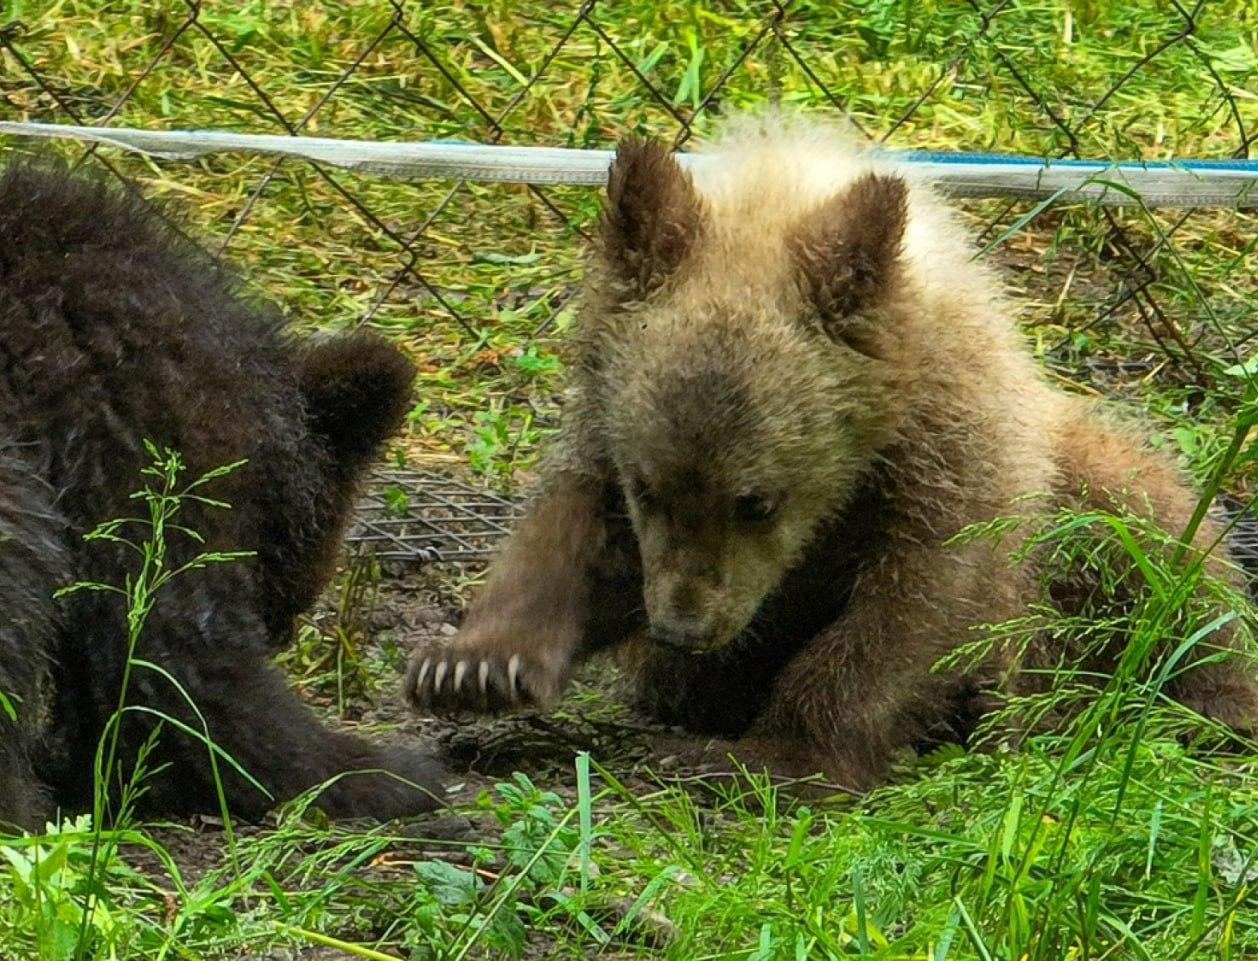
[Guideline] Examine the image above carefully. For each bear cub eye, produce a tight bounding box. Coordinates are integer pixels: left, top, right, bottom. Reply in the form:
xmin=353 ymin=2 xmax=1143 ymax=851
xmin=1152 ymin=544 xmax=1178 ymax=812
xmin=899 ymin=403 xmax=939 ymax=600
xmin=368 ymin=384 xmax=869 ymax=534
xmin=733 ymin=493 xmax=777 ymax=524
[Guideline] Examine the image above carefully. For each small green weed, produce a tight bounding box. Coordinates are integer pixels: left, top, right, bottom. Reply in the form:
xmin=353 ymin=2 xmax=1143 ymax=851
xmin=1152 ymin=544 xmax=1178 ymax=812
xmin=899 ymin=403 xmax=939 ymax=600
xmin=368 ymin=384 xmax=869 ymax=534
xmin=0 ymin=816 xmax=125 ymax=961
xmin=466 ymin=402 xmax=545 ymax=483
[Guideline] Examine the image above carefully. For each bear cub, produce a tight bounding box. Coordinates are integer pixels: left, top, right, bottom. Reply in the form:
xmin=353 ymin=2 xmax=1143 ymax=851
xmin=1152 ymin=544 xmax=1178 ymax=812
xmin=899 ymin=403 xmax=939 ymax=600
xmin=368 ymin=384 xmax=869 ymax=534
xmin=407 ymin=114 xmax=1258 ymax=789
xmin=0 ymin=162 xmax=442 ymax=829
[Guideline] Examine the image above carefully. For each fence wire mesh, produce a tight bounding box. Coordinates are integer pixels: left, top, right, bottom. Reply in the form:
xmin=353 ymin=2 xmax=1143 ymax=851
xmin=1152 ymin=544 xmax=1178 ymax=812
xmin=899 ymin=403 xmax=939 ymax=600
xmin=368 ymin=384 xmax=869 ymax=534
xmin=2 ymin=1 xmax=1256 ymax=566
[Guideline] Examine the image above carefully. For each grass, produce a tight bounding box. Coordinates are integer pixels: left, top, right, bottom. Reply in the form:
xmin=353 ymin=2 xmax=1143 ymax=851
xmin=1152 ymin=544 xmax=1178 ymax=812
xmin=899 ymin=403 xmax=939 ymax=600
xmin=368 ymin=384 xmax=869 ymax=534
xmin=2 ymin=0 xmax=1258 ymax=958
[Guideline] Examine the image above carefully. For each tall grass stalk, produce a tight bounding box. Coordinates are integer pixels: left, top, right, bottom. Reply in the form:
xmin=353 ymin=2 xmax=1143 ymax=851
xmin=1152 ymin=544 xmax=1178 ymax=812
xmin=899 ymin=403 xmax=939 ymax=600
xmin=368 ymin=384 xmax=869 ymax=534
xmin=54 ymin=444 xmax=251 ymax=961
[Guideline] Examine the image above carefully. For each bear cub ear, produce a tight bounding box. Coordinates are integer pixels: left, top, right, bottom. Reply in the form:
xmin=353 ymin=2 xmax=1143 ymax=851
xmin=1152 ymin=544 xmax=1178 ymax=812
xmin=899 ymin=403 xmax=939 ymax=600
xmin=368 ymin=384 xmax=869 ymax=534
xmin=298 ymin=334 xmax=415 ymax=465
xmin=601 ymin=136 xmax=704 ymax=298
xmin=789 ymin=172 xmax=908 ymax=353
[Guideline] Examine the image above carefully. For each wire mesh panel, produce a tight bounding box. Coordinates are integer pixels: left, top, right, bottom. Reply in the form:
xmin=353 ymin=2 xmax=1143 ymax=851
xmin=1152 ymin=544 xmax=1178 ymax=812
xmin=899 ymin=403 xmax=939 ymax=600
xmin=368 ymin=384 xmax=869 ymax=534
xmin=347 ymin=469 xmax=519 ymax=565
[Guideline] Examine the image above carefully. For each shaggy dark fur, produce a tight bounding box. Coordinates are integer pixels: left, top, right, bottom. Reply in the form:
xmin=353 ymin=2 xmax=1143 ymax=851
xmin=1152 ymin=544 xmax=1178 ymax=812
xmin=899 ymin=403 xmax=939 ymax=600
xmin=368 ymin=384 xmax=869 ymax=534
xmin=0 ymin=162 xmax=443 ymax=830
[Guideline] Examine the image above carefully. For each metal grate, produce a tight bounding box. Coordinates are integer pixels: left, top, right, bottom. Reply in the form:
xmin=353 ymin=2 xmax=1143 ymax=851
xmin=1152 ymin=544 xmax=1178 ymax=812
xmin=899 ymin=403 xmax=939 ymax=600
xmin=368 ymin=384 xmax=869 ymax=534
xmin=346 ymin=469 xmax=518 ymax=565
xmin=1215 ymin=494 xmax=1258 ymax=584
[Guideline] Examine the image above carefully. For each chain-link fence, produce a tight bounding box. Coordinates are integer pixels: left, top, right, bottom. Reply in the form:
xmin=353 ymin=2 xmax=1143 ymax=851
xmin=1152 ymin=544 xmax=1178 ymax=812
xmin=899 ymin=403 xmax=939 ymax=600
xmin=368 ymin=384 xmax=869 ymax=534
xmin=3 ymin=0 xmax=1256 ymax=564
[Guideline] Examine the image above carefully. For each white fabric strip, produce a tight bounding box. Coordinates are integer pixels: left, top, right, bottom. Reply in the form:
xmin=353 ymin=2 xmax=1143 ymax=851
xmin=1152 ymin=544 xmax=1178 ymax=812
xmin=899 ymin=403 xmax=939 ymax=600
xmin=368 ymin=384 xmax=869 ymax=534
xmin=2 ymin=121 xmax=1255 ymax=208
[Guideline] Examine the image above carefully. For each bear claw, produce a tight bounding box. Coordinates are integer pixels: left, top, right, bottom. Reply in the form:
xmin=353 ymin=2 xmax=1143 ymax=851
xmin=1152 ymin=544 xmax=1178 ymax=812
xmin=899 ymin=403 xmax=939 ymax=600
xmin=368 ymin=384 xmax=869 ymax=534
xmin=507 ymin=654 xmax=522 ymax=697
xmin=406 ymin=644 xmax=555 ymax=716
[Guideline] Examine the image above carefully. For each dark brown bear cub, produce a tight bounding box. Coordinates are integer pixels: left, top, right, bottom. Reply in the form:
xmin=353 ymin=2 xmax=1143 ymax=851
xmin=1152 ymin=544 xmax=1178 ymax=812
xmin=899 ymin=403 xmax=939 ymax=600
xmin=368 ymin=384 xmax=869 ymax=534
xmin=406 ymin=114 xmax=1258 ymax=789
xmin=0 ymin=162 xmax=442 ymax=829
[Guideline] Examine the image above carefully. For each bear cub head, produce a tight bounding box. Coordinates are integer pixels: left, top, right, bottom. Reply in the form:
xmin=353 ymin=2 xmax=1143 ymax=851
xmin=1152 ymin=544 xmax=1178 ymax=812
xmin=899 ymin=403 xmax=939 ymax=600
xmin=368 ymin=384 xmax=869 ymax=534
xmin=584 ymin=135 xmax=914 ymax=652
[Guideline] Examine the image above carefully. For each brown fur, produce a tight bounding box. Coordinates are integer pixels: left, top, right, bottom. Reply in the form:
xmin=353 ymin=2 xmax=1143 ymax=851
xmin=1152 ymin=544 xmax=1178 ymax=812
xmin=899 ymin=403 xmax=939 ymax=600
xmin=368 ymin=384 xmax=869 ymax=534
xmin=406 ymin=113 xmax=1258 ymax=789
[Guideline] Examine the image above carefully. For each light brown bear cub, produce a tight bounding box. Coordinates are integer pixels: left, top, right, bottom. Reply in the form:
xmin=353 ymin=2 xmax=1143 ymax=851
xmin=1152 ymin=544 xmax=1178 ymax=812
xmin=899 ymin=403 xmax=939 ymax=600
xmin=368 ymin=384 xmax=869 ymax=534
xmin=406 ymin=114 xmax=1258 ymax=789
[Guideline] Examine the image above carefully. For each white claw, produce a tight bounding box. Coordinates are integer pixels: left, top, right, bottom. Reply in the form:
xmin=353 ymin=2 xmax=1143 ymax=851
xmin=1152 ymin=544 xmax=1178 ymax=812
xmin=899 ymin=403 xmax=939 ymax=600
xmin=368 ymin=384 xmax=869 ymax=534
xmin=478 ymin=660 xmax=490 ymax=694
xmin=453 ymin=660 xmax=468 ymax=692
xmin=433 ymin=660 xmax=448 ymax=693
xmin=415 ymin=658 xmax=432 ymax=696
xmin=507 ymin=654 xmax=522 ymax=700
